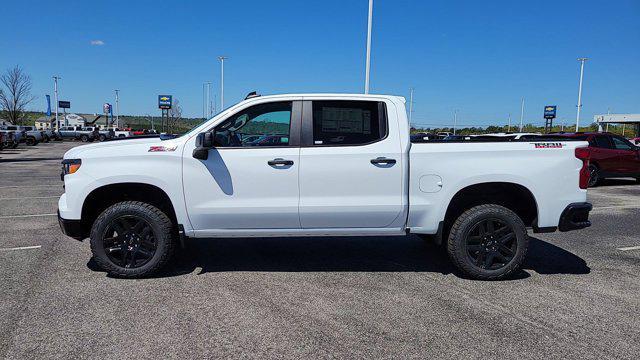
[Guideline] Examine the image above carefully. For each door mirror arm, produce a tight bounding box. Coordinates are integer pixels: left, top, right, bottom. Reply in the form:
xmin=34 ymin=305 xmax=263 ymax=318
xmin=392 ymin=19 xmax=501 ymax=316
xmin=193 ymin=131 xmax=215 ymax=160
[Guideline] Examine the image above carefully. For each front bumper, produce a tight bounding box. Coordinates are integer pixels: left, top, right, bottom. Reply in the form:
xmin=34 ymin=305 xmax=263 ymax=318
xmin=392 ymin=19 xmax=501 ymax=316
xmin=558 ymin=202 xmax=592 ymax=232
xmin=57 ymin=210 xmax=85 ymax=240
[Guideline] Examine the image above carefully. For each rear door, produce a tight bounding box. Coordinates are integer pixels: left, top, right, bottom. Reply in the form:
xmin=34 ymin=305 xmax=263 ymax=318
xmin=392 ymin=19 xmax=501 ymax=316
xmin=298 ymin=98 xmax=404 ymax=229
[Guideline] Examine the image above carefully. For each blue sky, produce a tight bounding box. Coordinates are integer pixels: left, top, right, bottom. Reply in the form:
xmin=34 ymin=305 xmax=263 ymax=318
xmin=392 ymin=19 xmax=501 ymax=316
xmin=2 ymin=0 xmax=638 ymax=127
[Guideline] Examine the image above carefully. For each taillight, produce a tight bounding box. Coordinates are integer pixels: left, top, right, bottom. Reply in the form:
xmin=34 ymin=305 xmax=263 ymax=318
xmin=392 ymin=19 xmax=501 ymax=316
xmin=575 ymin=147 xmax=590 ymax=189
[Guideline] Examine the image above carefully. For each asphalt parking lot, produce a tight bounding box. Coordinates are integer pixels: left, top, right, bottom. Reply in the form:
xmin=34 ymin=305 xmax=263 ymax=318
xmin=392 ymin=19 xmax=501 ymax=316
xmin=1 ymin=141 xmax=639 ymax=359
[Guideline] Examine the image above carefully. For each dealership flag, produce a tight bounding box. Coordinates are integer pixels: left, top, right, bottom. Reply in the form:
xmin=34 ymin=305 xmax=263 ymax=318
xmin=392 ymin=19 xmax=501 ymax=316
xmin=46 ymin=95 xmax=51 ymax=116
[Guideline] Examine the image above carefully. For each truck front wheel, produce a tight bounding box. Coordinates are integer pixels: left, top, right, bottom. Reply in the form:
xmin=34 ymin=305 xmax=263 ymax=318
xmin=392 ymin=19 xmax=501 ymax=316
xmin=89 ymin=201 xmax=175 ymax=278
xmin=447 ymin=204 xmax=528 ymax=280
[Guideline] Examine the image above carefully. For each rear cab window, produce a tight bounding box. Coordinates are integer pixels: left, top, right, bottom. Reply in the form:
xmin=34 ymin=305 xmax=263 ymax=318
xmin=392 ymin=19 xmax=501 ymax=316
xmin=310 ymin=100 xmax=387 ymax=146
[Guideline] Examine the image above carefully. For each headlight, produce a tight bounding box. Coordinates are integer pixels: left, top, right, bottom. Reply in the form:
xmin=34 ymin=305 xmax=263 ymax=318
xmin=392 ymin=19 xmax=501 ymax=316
xmin=61 ymin=159 xmax=82 ymax=180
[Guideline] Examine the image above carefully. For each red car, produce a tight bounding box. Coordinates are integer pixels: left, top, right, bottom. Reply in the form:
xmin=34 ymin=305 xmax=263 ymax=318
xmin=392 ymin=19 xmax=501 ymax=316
xmin=553 ymin=132 xmax=640 ymax=186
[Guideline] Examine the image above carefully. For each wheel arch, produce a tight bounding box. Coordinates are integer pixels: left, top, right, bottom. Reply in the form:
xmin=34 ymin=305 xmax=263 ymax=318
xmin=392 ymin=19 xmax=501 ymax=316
xmin=443 ymin=182 xmax=539 ymax=236
xmin=80 ymin=182 xmax=179 ymax=238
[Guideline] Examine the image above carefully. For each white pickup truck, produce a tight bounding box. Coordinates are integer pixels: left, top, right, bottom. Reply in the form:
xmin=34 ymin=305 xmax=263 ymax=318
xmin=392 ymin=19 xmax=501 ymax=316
xmin=58 ymin=93 xmax=592 ymax=280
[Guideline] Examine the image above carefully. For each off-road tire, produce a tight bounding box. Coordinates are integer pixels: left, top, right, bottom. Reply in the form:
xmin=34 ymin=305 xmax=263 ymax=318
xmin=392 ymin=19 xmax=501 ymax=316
xmin=447 ymin=204 xmax=528 ymax=280
xmin=26 ymin=137 xmax=37 ymax=146
xmin=90 ymin=201 xmax=175 ymax=278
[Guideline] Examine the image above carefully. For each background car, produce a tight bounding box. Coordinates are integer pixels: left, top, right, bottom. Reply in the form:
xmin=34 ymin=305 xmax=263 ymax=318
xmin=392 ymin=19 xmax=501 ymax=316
xmin=554 ymin=132 xmax=640 ymax=186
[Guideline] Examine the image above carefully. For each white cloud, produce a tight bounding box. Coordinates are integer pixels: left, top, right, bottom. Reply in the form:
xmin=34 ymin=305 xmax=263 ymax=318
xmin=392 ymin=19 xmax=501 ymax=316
xmin=90 ymin=40 xmax=105 ymax=46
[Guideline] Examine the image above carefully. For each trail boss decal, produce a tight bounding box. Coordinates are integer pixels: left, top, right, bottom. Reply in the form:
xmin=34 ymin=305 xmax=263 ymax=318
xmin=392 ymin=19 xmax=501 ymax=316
xmin=533 ymin=142 xmax=564 ymax=149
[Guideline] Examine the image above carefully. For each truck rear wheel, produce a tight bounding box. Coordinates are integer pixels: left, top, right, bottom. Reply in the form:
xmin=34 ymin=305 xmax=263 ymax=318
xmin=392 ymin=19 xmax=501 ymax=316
xmin=89 ymin=201 xmax=175 ymax=278
xmin=80 ymin=134 xmax=89 ymax=142
xmin=447 ymin=204 xmax=528 ymax=280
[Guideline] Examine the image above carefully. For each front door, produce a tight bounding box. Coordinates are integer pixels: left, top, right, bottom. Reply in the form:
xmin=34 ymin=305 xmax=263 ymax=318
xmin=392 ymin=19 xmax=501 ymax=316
xmin=611 ymin=135 xmax=640 ymax=174
xmin=298 ymin=99 xmax=404 ymax=229
xmin=183 ymin=100 xmax=302 ymax=232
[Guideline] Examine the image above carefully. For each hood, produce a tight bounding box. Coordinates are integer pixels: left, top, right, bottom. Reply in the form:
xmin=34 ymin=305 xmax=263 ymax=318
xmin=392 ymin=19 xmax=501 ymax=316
xmin=63 ymin=137 xmax=175 ymax=159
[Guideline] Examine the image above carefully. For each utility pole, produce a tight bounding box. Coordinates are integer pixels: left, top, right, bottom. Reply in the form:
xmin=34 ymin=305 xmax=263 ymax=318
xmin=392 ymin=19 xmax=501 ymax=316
xmin=114 ymin=89 xmax=120 ymax=128
xmin=364 ymin=0 xmax=373 ymax=94
xmin=218 ymin=56 xmax=228 ymax=110
xmin=53 ymin=76 xmax=61 ymax=130
xmin=575 ymin=57 xmax=588 ymax=132
xmin=453 ymin=110 xmax=458 ymax=135
xmin=606 ymin=107 xmax=610 ymax=132
xmin=408 ymin=87 xmax=414 ymax=124
xmin=507 ymin=113 xmax=511 ymax=132
xmin=519 ymin=97 xmax=525 ymax=132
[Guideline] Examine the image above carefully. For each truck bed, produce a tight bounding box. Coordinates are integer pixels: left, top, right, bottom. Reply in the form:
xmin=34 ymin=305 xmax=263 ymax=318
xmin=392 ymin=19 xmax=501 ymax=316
xmin=407 ymin=140 xmax=589 ymax=234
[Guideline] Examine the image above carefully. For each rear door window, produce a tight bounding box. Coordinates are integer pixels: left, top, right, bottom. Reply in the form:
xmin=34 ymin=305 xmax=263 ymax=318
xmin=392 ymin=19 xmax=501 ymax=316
xmin=593 ymin=136 xmax=612 ymax=149
xmin=311 ymin=100 xmax=386 ymax=146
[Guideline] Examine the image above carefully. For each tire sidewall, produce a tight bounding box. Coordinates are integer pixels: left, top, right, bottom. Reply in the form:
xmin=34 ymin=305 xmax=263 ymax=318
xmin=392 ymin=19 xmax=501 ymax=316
xmin=90 ymin=202 xmax=173 ymax=277
xmin=448 ymin=205 xmax=528 ymax=280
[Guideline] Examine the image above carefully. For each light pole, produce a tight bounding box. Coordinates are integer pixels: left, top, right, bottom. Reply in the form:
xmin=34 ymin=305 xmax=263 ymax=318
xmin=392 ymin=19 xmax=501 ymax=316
xmin=114 ymin=89 xmax=120 ymax=128
xmin=508 ymin=113 xmax=511 ymax=132
xmin=575 ymin=57 xmax=588 ymax=131
xmin=453 ymin=110 xmax=458 ymax=135
xmin=519 ymin=97 xmax=525 ymax=132
xmin=408 ymin=87 xmax=414 ymax=124
xmin=218 ymin=56 xmax=228 ymax=110
xmin=53 ymin=76 xmax=61 ymax=130
xmin=202 ymin=83 xmax=206 ymax=119
xmin=206 ymin=81 xmax=211 ymax=118
xmin=364 ymin=0 xmax=374 ymax=94
xmin=145 ymin=114 xmax=155 ymax=131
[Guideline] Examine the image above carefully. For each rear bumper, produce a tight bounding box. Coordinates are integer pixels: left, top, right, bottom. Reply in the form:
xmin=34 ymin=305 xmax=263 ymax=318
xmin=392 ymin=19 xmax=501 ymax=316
xmin=57 ymin=210 xmax=85 ymax=240
xmin=558 ymin=202 xmax=592 ymax=232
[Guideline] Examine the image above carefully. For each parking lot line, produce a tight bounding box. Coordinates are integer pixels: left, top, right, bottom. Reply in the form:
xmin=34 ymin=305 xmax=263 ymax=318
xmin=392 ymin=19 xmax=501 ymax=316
xmin=0 ymin=185 xmax=59 ymax=189
xmin=0 ymin=245 xmax=42 ymax=252
xmin=0 ymin=213 xmax=57 ymax=219
xmin=617 ymin=245 xmax=640 ymax=251
xmin=591 ymin=205 xmax=640 ymax=211
xmin=1 ymin=196 xmax=60 ymax=200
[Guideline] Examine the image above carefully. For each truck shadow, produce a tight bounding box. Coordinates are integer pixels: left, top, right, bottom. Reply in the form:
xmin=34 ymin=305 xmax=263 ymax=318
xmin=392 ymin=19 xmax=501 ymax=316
xmin=88 ymin=235 xmax=589 ymax=280
xmin=88 ymin=236 xmax=590 ymax=280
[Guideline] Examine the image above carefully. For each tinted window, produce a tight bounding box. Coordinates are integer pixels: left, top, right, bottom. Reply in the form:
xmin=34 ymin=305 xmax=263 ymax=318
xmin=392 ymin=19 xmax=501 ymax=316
xmin=214 ymin=101 xmax=291 ymax=147
xmin=612 ymin=136 xmax=634 ymax=150
xmin=312 ymin=101 xmax=384 ymax=146
xmin=593 ymin=136 xmax=612 ymax=149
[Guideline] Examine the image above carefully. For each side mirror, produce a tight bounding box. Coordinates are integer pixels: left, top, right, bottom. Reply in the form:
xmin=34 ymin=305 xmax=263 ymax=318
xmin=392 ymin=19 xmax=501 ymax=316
xmin=193 ymin=132 xmax=214 ymax=160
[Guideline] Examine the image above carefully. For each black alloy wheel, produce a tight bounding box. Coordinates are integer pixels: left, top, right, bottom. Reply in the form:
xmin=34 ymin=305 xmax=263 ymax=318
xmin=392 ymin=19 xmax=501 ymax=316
xmin=447 ymin=204 xmax=528 ymax=280
xmin=465 ymin=218 xmax=516 ymax=270
xmin=102 ymin=215 xmax=157 ymax=269
xmin=90 ymin=201 xmax=175 ymax=278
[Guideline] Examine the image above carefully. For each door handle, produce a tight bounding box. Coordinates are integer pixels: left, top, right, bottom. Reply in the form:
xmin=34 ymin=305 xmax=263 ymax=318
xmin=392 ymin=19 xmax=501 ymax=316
xmin=268 ymin=158 xmax=294 ymax=166
xmin=370 ymin=157 xmax=396 ymax=165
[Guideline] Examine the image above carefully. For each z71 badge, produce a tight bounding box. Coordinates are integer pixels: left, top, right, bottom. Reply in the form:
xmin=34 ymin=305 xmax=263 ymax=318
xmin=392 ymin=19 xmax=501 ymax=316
xmin=533 ymin=142 xmax=563 ymax=149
